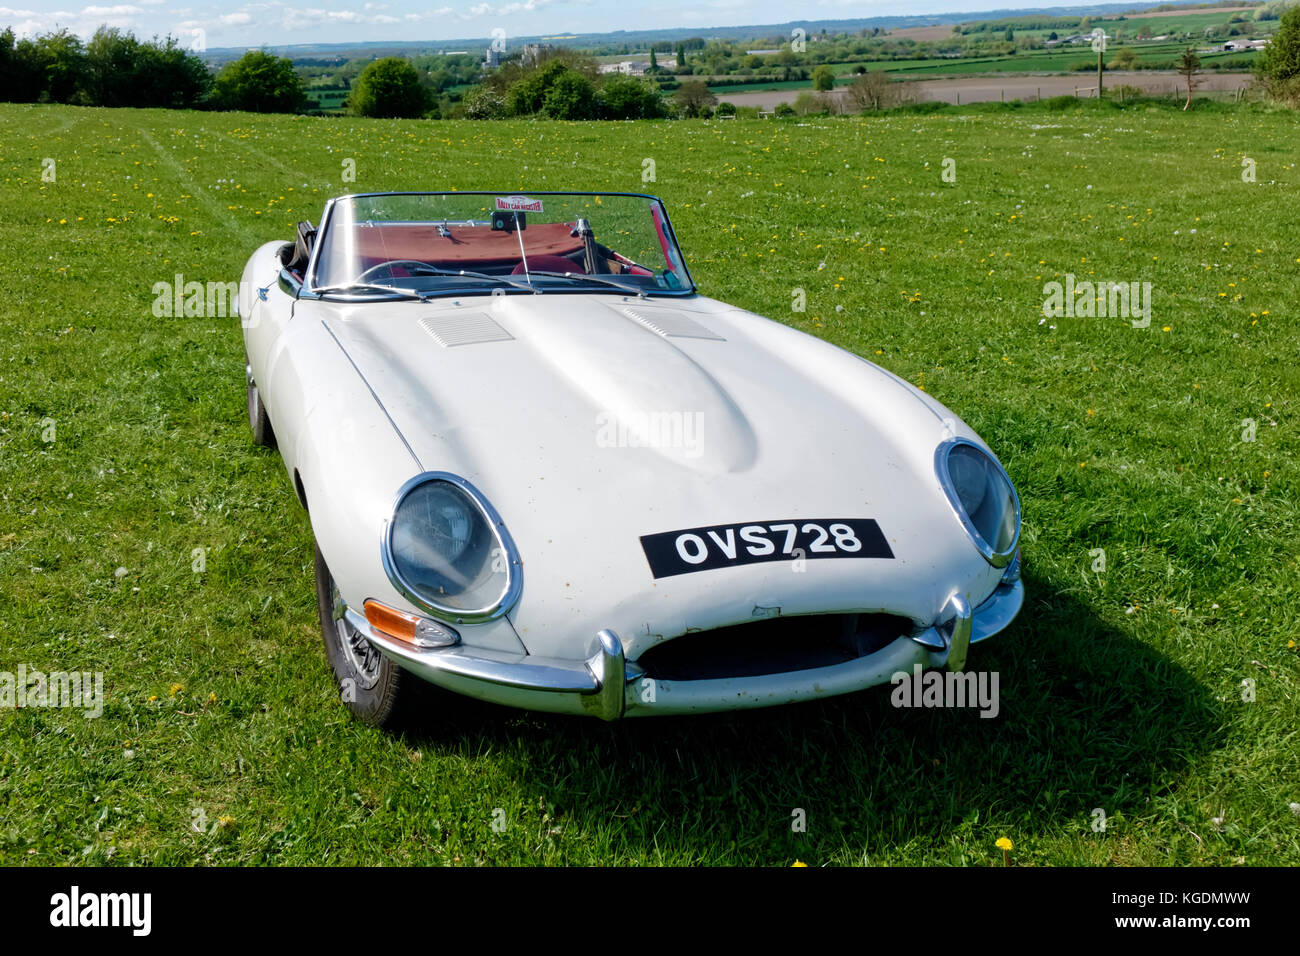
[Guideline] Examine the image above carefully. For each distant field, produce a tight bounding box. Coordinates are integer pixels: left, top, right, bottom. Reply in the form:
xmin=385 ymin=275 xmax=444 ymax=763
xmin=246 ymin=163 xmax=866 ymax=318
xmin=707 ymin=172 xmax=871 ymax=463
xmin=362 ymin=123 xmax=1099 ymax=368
xmin=1 ymin=102 xmax=1296 ymax=866
xmin=704 ymin=46 xmax=1259 ymax=98
xmin=716 ymin=71 xmax=1256 ymax=109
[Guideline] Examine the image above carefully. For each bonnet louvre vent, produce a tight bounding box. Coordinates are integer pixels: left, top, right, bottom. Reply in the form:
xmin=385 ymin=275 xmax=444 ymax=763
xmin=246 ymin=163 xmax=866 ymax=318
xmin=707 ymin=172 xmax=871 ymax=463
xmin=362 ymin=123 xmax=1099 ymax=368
xmin=620 ymin=306 xmax=724 ymax=341
xmin=419 ymin=312 xmax=514 ymax=347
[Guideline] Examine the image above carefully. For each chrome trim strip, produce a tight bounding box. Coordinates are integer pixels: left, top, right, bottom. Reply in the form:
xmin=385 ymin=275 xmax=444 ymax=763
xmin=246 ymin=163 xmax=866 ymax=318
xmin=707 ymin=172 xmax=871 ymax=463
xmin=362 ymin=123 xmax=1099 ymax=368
xmin=301 ymin=195 xmax=338 ymax=295
xmin=380 ymin=471 xmax=524 ymax=625
xmin=944 ymin=592 xmax=972 ymax=672
xmin=970 ymin=577 xmax=1023 ymax=644
xmin=364 ymin=626 xmax=604 ymax=694
xmin=934 ymin=437 xmax=1022 ymax=568
xmin=320 ymin=319 xmax=423 ymax=471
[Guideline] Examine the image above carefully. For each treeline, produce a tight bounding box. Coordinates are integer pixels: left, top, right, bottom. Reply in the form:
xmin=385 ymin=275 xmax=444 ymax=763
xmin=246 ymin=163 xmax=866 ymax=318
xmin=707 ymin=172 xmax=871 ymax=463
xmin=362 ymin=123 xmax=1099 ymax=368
xmin=0 ymin=27 xmax=210 ymax=107
xmin=0 ymin=26 xmax=327 ymax=114
xmin=464 ymin=53 xmax=669 ymax=119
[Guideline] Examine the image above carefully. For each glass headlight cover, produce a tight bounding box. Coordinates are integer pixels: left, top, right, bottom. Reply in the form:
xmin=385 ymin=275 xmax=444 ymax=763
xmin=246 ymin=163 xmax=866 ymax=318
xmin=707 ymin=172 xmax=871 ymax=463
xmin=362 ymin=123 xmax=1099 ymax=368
xmin=381 ymin=473 xmax=521 ymax=622
xmin=935 ymin=438 xmax=1020 ymax=567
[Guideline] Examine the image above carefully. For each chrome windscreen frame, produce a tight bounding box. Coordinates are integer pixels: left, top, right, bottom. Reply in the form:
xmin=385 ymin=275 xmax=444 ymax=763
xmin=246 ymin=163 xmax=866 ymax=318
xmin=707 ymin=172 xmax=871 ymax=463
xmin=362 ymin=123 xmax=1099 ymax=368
xmin=934 ymin=437 xmax=1021 ymax=568
xmin=380 ymin=471 xmax=524 ymax=625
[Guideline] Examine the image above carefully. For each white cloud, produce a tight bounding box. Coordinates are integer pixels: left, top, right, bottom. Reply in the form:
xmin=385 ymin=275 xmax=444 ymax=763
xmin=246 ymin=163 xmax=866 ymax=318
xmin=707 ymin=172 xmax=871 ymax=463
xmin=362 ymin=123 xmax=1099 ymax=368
xmin=82 ymin=5 xmax=144 ymax=15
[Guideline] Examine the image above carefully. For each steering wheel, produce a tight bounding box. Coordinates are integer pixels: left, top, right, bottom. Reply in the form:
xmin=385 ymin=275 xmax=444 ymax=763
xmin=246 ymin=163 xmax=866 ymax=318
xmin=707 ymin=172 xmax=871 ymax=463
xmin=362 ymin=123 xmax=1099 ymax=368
xmin=357 ymin=260 xmax=445 ymax=282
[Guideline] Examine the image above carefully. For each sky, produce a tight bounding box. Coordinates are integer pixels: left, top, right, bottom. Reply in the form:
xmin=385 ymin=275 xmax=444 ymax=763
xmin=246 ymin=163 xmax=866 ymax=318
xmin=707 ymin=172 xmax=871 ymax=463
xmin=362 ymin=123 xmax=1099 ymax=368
xmin=0 ymin=1 xmax=1134 ymax=48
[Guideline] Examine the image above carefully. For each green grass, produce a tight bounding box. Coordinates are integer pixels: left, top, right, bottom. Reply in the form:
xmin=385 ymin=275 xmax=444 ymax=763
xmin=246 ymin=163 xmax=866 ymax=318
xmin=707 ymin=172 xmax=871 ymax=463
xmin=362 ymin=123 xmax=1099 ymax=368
xmin=1 ymin=101 xmax=1297 ymax=866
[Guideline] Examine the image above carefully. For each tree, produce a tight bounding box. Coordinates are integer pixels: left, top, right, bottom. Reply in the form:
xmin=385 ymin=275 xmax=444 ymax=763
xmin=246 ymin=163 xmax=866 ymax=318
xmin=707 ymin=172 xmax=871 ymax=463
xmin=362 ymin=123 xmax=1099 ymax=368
xmin=1177 ymin=47 xmax=1201 ymax=109
xmin=793 ymin=90 xmax=825 ymax=115
xmin=32 ymin=29 xmax=90 ymax=103
xmin=845 ymin=69 xmax=899 ymax=111
xmin=648 ymin=48 xmax=658 ymax=73
xmin=811 ymin=64 xmax=835 ymax=91
xmin=541 ymin=70 xmax=597 ymax=119
xmin=0 ymin=28 xmax=45 ymax=102
xmin=349 ymin=57 xmax=429 ymax=118
xmin=133 ymin=37 xmax=211 ymax=109
xmin=210 ymin=50 xmax=305 ymax=113
xmin=1004 ymin=26 xmax=1015 ymax=42
xmin=598 ymin=74 xmax=665 ymax=119
xmin=505 ymin=59 xmax=573 ymax=115
xmin=1256 ymin=5 xmax=1300 ymax=87
xmin=673 ymin=78 xmax=715 ymax=117
xmin=86 ymin=27 xmax=139 ymax=107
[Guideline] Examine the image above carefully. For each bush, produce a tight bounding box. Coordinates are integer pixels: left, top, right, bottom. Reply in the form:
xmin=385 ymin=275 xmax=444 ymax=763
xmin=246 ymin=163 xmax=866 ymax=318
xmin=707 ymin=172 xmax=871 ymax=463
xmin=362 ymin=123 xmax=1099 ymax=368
xmin=1043 ymin=94 xmax=1079 ymax=110
xmin=774 ymin=102 xmax=796 ymax=117
xmin=715 ymin=100 xmax=737 ymax=117
xmin=541 ymin=71 xmax=598 ymax=120
xmin=845 ymin=70 xmax=899 ymax=111
xmin=793 ymin=90 xmax=825 ymax=115
xmin=598 ymin=74 xmax=666 ymax=119
xmin=462 ymin=85 xmax=507 ymax=119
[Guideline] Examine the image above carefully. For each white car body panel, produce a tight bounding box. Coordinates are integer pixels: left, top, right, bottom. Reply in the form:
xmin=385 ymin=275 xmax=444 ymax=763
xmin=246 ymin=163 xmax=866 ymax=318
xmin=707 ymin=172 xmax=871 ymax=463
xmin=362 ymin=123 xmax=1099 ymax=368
xmin=240 ymin=202 xmax=1022 ymax=718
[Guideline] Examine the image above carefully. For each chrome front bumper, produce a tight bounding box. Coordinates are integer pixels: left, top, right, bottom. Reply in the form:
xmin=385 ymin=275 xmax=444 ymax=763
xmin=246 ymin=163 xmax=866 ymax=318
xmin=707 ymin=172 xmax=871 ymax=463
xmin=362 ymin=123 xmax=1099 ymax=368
xmin=356 ymin=575 xmax=1024 ymax=721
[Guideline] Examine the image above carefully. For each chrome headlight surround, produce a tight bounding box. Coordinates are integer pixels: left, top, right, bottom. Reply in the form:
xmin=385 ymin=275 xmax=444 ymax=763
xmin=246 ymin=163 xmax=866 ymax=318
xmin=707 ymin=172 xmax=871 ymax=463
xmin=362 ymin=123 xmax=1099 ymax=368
xmin=380 ymin=472 xmax=523 ymax=625
xmin=934 ymin=437 xmax=1021 ymax=568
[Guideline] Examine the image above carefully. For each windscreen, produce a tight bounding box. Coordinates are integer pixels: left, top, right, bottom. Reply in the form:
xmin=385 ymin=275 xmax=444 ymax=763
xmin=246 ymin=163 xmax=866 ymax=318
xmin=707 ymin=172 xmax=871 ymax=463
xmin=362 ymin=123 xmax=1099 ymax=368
xmin=311 ymin=192 xmax=691 ymax=296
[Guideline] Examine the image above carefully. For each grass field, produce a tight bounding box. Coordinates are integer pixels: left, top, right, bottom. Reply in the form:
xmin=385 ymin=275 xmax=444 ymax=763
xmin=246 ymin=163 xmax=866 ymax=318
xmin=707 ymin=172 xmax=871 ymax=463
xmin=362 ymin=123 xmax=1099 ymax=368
xmin=0 ymin=100 xmax=1297 ymax=866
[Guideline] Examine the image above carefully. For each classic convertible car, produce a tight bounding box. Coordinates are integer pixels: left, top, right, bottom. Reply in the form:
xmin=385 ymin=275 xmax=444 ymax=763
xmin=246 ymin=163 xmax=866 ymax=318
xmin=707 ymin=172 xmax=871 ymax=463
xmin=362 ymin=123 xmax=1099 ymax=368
xmin=238 ymin=191 xmax=1022 ymax=726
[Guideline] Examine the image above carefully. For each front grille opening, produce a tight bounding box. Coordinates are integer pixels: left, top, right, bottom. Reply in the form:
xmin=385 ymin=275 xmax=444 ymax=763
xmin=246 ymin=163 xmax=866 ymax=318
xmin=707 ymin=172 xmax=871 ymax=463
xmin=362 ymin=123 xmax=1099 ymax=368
xmin=635 ymin=613 xmax=915 ymax=682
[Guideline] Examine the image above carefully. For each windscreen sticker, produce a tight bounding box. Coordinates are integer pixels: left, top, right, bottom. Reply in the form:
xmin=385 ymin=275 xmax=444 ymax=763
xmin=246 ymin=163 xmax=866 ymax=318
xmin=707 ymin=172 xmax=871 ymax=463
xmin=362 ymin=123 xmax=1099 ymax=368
xmin=640 ymin=519 xmax=893 ymax=579
xmin=495 ymin=195 xmax=544 ymax=212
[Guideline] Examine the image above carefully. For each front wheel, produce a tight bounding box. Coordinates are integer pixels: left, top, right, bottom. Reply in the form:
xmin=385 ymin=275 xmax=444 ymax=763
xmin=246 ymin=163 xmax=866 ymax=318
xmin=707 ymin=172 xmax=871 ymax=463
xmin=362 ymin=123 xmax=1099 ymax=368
xmin=314 ymin=544 xmax=427 ymax=728
xmin=246 ymin=356 xmax=275 ymax=448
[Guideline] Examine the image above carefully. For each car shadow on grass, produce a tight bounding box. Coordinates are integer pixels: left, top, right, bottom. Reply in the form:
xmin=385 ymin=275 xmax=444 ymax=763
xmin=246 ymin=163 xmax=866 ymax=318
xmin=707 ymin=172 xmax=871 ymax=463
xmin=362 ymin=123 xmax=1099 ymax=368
xmin=400 ymin=568 xmax=1223 ymax=864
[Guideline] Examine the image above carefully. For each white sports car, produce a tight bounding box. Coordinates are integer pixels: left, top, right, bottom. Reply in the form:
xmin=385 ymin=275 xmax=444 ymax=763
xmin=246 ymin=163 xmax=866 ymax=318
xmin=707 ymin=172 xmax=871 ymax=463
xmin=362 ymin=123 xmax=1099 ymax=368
xmin=238 ymin=191 xmax=1022 ymax=726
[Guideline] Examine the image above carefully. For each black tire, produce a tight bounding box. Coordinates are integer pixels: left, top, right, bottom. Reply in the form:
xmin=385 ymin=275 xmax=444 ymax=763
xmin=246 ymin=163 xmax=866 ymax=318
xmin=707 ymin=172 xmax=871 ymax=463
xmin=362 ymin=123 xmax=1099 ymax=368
xmin=246 ymin=356 xmax=276 ymax=449
xmin=314 ymin=543 xmax=429 ymax=728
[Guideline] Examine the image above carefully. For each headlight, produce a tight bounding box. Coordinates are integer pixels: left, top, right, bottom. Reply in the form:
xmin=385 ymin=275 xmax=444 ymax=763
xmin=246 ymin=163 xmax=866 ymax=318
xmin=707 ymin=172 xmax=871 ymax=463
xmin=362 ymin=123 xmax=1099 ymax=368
xmin=381 ymin=473 xmax=521 ymax=623
xmin=935 ymin=438 xmax=1020 ymax=567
